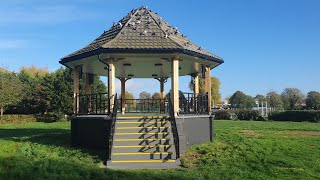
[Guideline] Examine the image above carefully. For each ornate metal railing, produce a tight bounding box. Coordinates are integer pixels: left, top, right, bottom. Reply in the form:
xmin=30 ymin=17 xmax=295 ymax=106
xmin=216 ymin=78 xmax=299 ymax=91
xmin=108 ymin=93 xmax=118 ymax=160
xmin=76 ymin=93 xmax=110 ymax=115
xmin=117 ymin=98 xmax=167 ymax=113
xmin=168 ymin=98 xmax=180 ymax=158
xmin=179 ymin=92 xmax=209 ymax=114
xmin=76 ymin=92 xmax=208 ymax=115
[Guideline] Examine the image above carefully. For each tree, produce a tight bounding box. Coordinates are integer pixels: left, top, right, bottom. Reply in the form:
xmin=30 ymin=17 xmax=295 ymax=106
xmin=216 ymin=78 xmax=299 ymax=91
xmin=189 ymin=76 xmax=222 ymax=104
xmin=266 ymin=91 xmax=283 ymax=108
xmin=229 ymin=91 xmax=256 ymax=108
xmin=17 ymin=69 xmax=49 ymax=114
xmin=281 ymin=88 xmax=305 ymax=110
xmin=20 ymin=65 xmax=49 ymax=78
xmin=139 ymin=91 xmax=151 ymax=99
xmin=306 ymin=91 xmax=320 ymax=110
xmin=0 ymin=72 xmax=24 ymax=117
xmin=152 ymin=92 xmax=161 ymax=99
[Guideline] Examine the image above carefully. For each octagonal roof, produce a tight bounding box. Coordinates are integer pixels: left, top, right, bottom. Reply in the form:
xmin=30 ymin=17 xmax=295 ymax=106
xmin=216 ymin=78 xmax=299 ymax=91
xmin=60 ymin=6 xmax=223 ymax=65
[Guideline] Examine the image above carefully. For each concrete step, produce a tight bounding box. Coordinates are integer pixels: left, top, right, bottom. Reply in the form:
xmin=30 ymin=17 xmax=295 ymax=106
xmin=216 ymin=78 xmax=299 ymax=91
xmin=115 ymin=126 xmax=171 ymax=133
xmin=107 ymin=159 xmax=181 ymax=170
xmin=117 ymin=115 xmax=169 ymax=120
xmin=111 ymin=152 xmax=176 ymax=160
xmin=114 ymin=132 xmax=172 ymax=139
xmin=113 ymin=145 xmax=174 ymax=152
xmin=113 ymin=138 xmax=172 ymax=146
xmin=115 ymin=121 xmax=171 ymax=128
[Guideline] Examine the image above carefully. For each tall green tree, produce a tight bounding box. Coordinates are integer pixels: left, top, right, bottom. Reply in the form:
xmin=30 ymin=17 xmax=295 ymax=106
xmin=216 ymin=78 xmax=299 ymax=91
xmin=47 ymin=68 xmax=73 ymax=115
xmin=17 ymin=69 xmax=49 ymax=114
xmin=0 ymin=72 xmax=24 ymax=117
xmin=266 ymin=91 xmax=283 ymax=108
xmin=229 ymin=91 xmax=255 ymax=108
xmin=20 ymin=65 xmax=49 ymax=78
xmin=281 ymin=88 xmax=305 ymax=110
xmin=306 ymin=91 xmax=320 ymax=110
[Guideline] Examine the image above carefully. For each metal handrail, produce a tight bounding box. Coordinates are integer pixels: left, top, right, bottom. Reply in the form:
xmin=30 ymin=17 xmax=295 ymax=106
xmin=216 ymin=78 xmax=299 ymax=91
xmin=117 ymin=98 xmax=167 ymax=113
xmin=168 ymin=98 xmax=180 ymax=158
xmin=180 ymin=92 xmax=209 ymax=114
xmin=76 ymin=93 xmax=109 ymax=115
xmin=108 ymin=93 xmax=118 ymax=160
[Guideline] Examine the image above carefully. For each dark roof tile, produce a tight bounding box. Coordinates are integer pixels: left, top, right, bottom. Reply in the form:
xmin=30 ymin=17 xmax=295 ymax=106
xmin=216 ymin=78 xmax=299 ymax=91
xmin=62 ymin=6 xmax=222 ymax=61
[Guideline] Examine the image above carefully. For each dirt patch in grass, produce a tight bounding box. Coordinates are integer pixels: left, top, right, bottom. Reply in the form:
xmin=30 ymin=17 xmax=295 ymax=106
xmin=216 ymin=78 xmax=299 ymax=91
xmin=238 ymin=130 xmax=261 ymax=137
xmin=180 ymin=152 xmax=203 ymax=168
xmin=278 ymin=131 xmax=320 ymax=137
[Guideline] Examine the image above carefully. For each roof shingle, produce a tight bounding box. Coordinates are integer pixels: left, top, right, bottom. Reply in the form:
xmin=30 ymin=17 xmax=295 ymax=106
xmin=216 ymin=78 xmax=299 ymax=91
xmin=62 ymin=6 xmax=222 ymax=62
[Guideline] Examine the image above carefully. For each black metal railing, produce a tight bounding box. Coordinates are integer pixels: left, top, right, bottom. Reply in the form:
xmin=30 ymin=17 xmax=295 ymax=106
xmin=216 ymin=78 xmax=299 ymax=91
xmin=168 ymin=98 xmax=180 ymax=158
xmin=179 ymin=92 xmax=209 ymax=114
xmin=108 ymin=93 xmax=118 ymax=160
xmin=117 ymin=98 xmax=167 ymax=113
xmin=76 ymin=93 xmax=109 ymax=115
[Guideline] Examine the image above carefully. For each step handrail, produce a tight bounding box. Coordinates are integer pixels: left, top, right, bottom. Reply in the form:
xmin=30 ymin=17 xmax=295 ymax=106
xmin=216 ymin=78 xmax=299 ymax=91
xmin=168 ymin=98 xmax=180 ymax=158
xmin=108 ymin=93 xmax=118 ymax=160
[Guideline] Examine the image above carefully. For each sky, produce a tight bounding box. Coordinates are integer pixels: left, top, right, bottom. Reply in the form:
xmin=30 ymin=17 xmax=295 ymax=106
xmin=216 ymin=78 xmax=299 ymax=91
xmin=0 ymin=0 xmax=319 ymax=100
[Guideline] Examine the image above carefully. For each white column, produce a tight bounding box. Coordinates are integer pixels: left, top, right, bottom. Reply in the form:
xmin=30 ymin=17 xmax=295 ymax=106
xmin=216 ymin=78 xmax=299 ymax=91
xmin=160 ymin=78 xmax=165 ymax=113
xmin=194 ymin=74 xmax=199 ymax=96
xmin=73 ymin=65 xmax=80 ymax=114
xmin=108 ymin=60 xmax=115 ymax=112
xmin=205 ymin=66 xmax=212 ymax=113
xmin=171 ymin=59 xmax=179 ymax=116
xmin=120 ymin=78 xmax=126 ymax=114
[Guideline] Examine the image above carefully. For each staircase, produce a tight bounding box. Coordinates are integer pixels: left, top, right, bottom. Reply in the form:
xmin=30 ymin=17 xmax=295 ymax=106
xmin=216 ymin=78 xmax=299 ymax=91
xmin=107 ymin=115 xmax=180 ymax=169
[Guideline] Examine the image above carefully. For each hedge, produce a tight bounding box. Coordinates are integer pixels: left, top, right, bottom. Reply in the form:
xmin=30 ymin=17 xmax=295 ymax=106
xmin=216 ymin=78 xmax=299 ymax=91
xmin=235 ymin=110 xmax=259 ymax=120
xmin=0 ymin=114 xmax=69 ymax=124
xmin=268 ymin=111 xmax=320 ymax=122
xmin=213 ymin=109 xmax=259 ymax=120
xmin=213 ymin=110 xmax=232 ymax=120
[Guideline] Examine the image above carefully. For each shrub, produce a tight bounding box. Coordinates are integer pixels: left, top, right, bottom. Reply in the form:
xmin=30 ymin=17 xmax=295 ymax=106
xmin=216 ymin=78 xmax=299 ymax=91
xmin=235 ymin=110 xmax=259 ymax=120
xmin=214 ymin=110 xmax=232 ymax=120
xmin=0 ymin=114 xmax=69 ymax=124
xmin=0 ymin=115 xmax=37 ymax=124
xmin=268 ymin=111 xmax=320 ymax=122
xmin=257 ymin=116 xmax=267 ymax=121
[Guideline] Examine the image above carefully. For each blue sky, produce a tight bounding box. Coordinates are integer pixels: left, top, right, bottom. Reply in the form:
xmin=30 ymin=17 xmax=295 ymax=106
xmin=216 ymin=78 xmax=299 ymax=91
xmin=0 ymin=0 xmax=319 ymax=100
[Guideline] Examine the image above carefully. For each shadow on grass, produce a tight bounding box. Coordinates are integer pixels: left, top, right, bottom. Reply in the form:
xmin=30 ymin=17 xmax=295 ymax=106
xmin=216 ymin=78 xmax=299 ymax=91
xmin=0 ymin=128 xmax=106 ymax=162
xmin=0 ymin=156 xmax=188 ymax=180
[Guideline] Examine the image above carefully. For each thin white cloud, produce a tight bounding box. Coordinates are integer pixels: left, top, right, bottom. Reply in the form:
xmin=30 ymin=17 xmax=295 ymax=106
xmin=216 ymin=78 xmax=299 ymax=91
xmin=0 ymin=4 xmax=99 ymax=25
xmin=0 ymin=40 xmax=27 ymax=49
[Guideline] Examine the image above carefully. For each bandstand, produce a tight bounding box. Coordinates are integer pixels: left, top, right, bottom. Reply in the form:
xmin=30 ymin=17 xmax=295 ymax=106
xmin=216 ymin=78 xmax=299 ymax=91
xmin=60 ymin=6 xmax=223 ymax=169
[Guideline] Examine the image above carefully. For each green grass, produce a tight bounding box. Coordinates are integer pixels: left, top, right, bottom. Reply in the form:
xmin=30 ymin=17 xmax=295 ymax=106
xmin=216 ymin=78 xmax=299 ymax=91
xmin=0 ymin=121 xmax=319 ymax=179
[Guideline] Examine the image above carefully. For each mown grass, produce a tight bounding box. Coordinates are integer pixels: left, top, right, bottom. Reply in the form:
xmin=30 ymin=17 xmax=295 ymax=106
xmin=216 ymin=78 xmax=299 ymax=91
xmin=0 ymin=120 xmax=319 ymax=179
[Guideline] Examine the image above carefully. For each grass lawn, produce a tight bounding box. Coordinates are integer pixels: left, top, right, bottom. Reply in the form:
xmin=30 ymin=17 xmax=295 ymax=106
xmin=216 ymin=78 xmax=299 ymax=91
xmin=0 ymin=120 xmax=319 ymax=179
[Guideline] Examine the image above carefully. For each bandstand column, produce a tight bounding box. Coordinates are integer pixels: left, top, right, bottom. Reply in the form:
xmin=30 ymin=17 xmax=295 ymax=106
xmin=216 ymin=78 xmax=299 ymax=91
xmin=73 ymin=65 xmax=80 ymax=114
xmin=108 ymin=60 xmax=115 ymax=112
xmin=120 ymin=78 xmax=126 ymax=114
xmin=193 ymin=73 xmax=199 ymax=112
xmin=205 ymin=66 xmax=212 ymax=113
xmin=85 ymin=73 xmax=94 ymax=113
xmin=194 ymin=74 xmax=199 ymax=96
xmin=85 ymin=73 xmax=93 ymax=95
xmin=171 ymin=59 xmax=179 ymax=116
xmin=160 ymin=78 xmax=165 ymax=113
